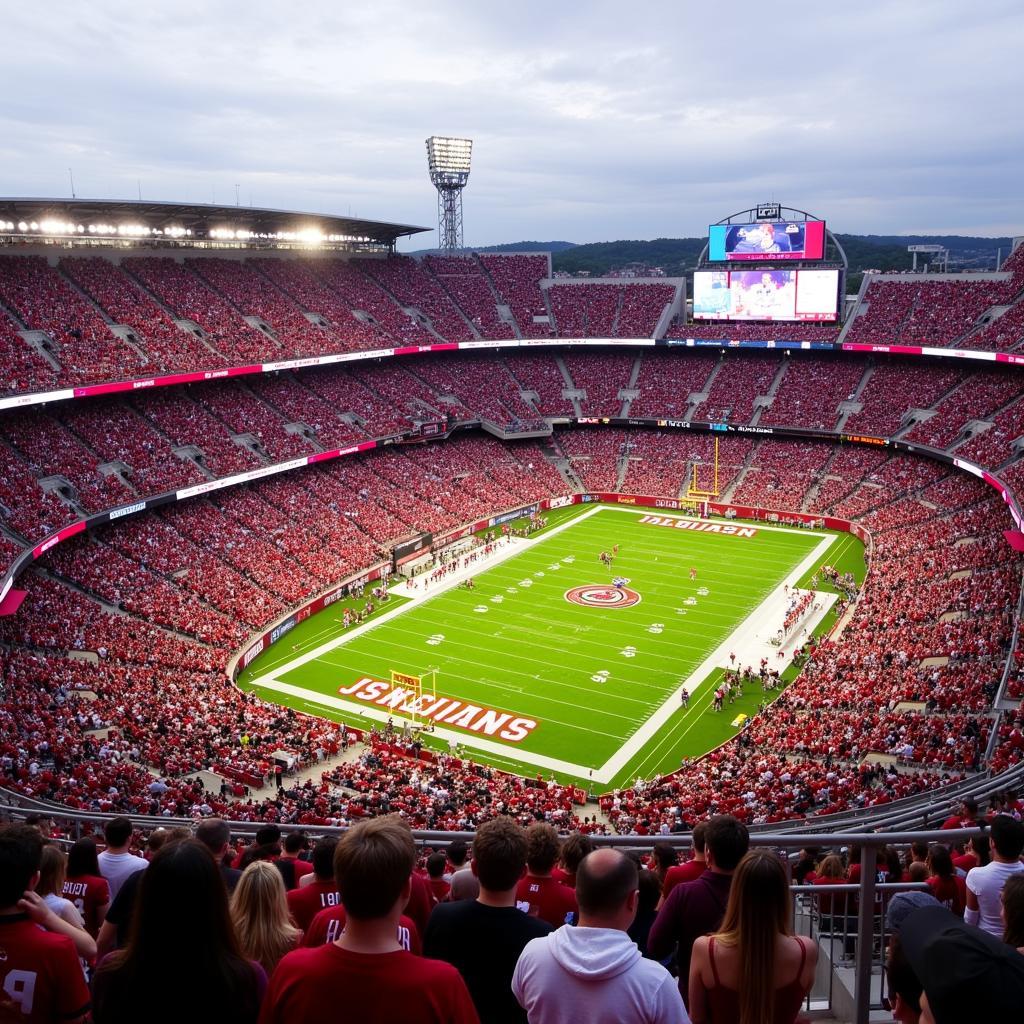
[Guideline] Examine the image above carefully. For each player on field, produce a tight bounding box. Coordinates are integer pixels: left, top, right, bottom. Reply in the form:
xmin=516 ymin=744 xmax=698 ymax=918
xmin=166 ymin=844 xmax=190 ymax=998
xmin=689 ymin=566 xmax=697 ymax=581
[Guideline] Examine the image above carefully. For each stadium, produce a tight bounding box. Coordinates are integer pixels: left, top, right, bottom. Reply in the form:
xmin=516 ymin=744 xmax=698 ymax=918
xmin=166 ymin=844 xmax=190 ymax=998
xmin=2 ymin=187 xmax=1023 ymax=1015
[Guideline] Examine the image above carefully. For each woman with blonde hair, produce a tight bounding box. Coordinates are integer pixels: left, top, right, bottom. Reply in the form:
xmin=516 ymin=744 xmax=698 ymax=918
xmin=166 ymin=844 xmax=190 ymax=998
xmin=36 ymin=844 xmax=97 ymax=961
xmin=230 ymin=860 xmax=301 ymax=975
xmin=690 ymin=849 xmax=817 ymax=1024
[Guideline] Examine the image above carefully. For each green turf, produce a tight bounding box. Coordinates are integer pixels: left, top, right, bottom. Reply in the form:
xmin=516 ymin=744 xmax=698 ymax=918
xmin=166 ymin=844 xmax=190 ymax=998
xmin=239 ymin=504 xmax=857 ymax=787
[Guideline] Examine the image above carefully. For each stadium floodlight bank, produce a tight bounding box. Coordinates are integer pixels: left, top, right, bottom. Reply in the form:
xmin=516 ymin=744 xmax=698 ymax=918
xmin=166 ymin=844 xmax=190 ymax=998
xmin=426 ymin=135 xmax=472 ymax=251
xmin=0 ymin=197 xmax=429 ymax=254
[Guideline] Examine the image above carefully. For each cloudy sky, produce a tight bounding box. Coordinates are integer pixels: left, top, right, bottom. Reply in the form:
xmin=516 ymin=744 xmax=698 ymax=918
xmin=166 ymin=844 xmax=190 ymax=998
xmin=2 ymin=1 xmax=1021 ymax=247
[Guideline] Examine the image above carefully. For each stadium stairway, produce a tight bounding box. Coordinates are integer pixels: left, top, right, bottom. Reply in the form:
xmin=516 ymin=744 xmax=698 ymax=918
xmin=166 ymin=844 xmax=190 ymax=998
xmin=617 ymin=355 xmax=644 ymax=417
xmin=750 ymin=359 xmax=791 ymax=426
xmin=835 ymin=365 xmax=875 ymax=432
xmin=800 ymin=448 xmax=842 ymax=512
xmin=719 ymin=442 xmax=762 ymax=503
xmin=684 ymin=355 xmax=725 ymax=422
xmin=554 ymin=355 xmax=585 ymax=417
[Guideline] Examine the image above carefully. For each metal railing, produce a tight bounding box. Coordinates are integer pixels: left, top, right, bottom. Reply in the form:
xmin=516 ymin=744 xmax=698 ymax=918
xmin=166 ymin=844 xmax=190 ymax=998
xmin=1 ymin=789 xmax=981 ymax=1024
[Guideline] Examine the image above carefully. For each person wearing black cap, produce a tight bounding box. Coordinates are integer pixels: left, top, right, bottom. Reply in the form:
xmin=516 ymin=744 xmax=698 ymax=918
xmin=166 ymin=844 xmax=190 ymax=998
xmin=900 ymin=904 xmax=1024 ymax=1023
xmin=884 ymin=891 xmax=941 ymax=1023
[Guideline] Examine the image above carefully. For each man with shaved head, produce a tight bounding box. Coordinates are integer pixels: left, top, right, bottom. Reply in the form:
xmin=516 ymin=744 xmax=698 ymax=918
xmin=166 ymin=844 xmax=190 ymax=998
xmin=512 ymin=848 xmax=689 ymax=1023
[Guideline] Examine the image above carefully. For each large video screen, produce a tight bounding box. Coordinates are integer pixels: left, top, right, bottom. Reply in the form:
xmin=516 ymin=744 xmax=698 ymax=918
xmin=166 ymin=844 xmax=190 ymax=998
xmin=708 ymin=220 xmax=826 ymax=261
xmin=692 ymin=268 xmax=839 ymax=322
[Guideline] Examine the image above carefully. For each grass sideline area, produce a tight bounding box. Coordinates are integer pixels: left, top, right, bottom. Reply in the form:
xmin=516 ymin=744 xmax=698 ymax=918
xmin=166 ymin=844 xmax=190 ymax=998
xmin=239 ymin=504 xmax=866 ymax=789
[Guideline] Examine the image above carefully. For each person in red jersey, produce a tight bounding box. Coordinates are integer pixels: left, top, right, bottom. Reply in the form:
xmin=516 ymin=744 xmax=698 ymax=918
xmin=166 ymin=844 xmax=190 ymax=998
xmin=660 ymin=822 xmax=708 ymax=902
xmin=926 ymin=845 xmax=967 ymax=917
xmin=515 ymin=823 xmax=577 ymax=928
xmin=259 ymin=815 xmax=478 ymax=1024
xmin=62 ymin=837 xmax=110 ymax=938
xmin=940 ymin=798 xmax=982 ymax=831
xmin=303 ymin=902 xmax=422 ymax=954
xmin=0 ymin=825 xmax=91 ymax=1024
xmin=276 ymin=832 xmax=313 ymax=889
xmin=551 ymin=832 xmax=595 ymax=889
xmin=427 ymin=852 xmax=452 ymax=905
xmin=286 ymin=837 xmax=340 ymax=932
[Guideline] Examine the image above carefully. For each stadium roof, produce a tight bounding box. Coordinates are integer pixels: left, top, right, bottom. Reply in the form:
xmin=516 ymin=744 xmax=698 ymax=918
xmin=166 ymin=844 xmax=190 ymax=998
xmin=0 ymin=197 xmax=430 ymax=246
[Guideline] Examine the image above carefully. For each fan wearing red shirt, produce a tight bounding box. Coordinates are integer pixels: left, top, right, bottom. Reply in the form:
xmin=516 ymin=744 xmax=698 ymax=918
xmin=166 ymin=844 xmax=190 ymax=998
xmin=278 ymin=833 xmax=314 ymax=889
xmin=426 ymin=853 xmax=452 ymax=905
xmin=551 ymin=831 xmax=595 ymax=890
xmin=302 ymin=903 xmax=421 ymax=954
xmin=660 ymin=822 xmax=708 ymax=901
xmin=62 ymin=837 xmax=110 ymax=938
xmin=260 ymin=815 xmax=478 ymax=1024
xmin=0 ymin=825 xmax=91 ymax=1023
xmin=515 ymin=823 xmax=577 ymax=928
xmin=941 ymin=798 xmax=981 ymax=831
xmin=926 ymin=845 xmax=967 ymax=917
xmin=286 ymin=838 xmax=341 ymax=932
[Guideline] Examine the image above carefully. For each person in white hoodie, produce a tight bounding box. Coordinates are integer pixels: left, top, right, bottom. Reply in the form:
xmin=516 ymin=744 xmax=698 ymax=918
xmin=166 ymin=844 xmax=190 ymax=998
xmin=512 ymin=848 xmax=690 ymax=1024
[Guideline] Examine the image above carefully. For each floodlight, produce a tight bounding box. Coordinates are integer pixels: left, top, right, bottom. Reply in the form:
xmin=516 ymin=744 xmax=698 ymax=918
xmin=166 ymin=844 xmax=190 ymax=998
xmin=426 ymin=135 xmax=473 ymax=251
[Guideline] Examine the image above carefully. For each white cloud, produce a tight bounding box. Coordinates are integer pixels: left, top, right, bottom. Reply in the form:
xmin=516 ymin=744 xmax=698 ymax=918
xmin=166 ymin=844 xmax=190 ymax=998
xmin=0 ymin=0 xmax=1020 ymax=244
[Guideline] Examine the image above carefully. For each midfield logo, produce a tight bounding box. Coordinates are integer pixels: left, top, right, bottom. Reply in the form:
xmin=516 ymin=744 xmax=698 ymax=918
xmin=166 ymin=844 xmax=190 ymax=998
xmin=564 ymin=584 xmax=642 ymax=609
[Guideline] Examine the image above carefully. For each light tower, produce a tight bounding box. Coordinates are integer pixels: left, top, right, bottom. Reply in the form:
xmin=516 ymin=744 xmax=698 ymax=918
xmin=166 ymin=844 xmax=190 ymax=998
xmin=426 ymin=136 xmax=472 ymax=251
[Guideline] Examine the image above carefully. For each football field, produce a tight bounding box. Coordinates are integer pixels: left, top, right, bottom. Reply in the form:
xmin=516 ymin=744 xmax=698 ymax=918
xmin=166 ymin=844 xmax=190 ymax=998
xmin=240 ymin=505 xmax=858 ymax=788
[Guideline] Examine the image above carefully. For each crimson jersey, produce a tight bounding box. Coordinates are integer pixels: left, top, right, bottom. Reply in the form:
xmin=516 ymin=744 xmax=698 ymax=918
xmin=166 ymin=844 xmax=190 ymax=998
xmin=286 ymin=881 xmax=341 ymax=933
xmin=259 ymin=945 xmax=479 ymax=1024
xmin=928 ymin=874 xmax=967 ymax=916
xmin=280 ymin=858 xmax=314 ymax=888
xmin=661 ymin=859 xmax=706 ymax=898
xmin=0 ymin=914 xmax=91 ymax=1023
xmin=62 ymin=873 xmax=110 ymax=936
xmin=515 ymin=874 xmax=577 ymax=927
xmin=302 ymin=905 xmax=421 ymax=954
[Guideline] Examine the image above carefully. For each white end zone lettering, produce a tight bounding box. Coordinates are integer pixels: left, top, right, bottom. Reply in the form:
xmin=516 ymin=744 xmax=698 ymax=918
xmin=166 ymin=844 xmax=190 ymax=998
xmin=336 ymin=677 xmax=537 ymax=741
xmin=638 ymin=514 xmax=757 ymax=538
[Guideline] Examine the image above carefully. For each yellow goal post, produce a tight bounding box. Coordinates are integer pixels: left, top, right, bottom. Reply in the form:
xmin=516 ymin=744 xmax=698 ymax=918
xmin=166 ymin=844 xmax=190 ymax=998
xmin=685 ymin=436 xmax=720 ymax=501
xmin=389 ymin=668 xmax=438 ymax=722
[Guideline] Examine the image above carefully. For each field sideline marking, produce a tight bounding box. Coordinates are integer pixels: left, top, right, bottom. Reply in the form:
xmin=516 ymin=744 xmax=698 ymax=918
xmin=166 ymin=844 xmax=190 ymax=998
xmin=248 ymin=506 xmax=843 ymax=781
xmin=246 ymin=504 xmax=606 ymax=688
xmin=595 ymin=532 xmax=838 ymax=782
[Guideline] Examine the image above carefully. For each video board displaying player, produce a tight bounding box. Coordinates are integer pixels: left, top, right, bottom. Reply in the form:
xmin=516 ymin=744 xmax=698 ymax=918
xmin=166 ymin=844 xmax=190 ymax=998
xmin=707 ymin=220 xmax=826 ymax=262
xmin=729 ymin=270 xmax=796 ymax=320
xmin=726 ymin=222 xmax=800 ymax=257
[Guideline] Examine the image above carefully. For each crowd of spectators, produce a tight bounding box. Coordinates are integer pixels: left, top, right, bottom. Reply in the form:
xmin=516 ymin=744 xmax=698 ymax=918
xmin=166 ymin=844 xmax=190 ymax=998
xmin=425 ymin=254 xmax=514 ymax=339
xmin=187 ymin=257 xmax=346 ymax=357
xmin=358 ymin=255 xmax=476 ymax=342
xmin=692 ymin=355 xmax=779 ymax=424
xmin=125 ymin=257 xmax=275 ymax=364
xmin=843 ymin=361 xmax=966 ymax=437
xmin=548 ymin=284 xmax=619 ymax=337
xmin=504 ymin=354 xmax=574 ymax=416
xmin=61 ymin=256 xmax=210 ymax=373
xmin=0 ymin=254 xmax=144 ymax=385
xmin=955 ymin=394 xmax=1024 ymax=468
xmin=903 ymin=370 xmax=1024 ymax=449
xmin=627 ymin=350 xmax=718 ymax=420
xmin=617 ymin=283 xmax=676 ymax=337
xmin=0 ymin=304 xmax=62 ymax=393
xmin=563 ymin=353 xmax=634 ymax=416
xmin=759 ymin=358 xmax=864 ymax=431
xmin=666 ymin=319 xmax=841 ymax=343
xmin=479 ymin=254 xmax=551 ymax=338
